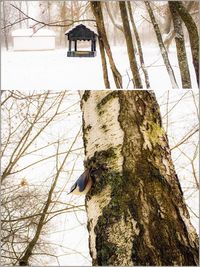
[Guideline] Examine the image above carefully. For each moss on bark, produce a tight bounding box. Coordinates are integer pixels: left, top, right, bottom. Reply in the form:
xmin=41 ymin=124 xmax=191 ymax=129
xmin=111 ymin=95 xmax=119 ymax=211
xmin=82 ymin=91 xmax=199 ymax=266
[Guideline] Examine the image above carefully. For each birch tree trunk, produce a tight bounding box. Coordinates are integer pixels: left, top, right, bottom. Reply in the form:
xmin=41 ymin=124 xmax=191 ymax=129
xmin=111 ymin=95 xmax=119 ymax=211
xmin=127 ymin=1 xmax=150 ymax=88
xmin=119 ymin=1 xmax=142 ymax=88
xmin=145 ymin=1 xmax=178 ymax=89
xmin=97 ymin=30 xmax=110 ymax=88
xmin=171 ymin=1 xmax=199 ymax=87
xmin=81 ymin=90 xmax=199 ymax=266
xmin=90 ymin=2 xmax=122 ymax=88
xmin=164 ymin=1 xmax=194 ymax=51
xmin=169 ymin=1 xmax=191 ymax=89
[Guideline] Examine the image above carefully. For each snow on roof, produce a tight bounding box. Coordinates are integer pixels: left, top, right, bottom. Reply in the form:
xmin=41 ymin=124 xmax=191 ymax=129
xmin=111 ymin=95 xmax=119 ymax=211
xmin=12 ymin=28 xmax=56 ymax=37
xmin=65 ymin=23 xmax=98 ymax=35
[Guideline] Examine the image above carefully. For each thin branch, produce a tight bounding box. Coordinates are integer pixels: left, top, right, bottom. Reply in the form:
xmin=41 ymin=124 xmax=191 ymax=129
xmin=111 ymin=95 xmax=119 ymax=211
xmin=2 ymin=4 xmax=95 ymax=30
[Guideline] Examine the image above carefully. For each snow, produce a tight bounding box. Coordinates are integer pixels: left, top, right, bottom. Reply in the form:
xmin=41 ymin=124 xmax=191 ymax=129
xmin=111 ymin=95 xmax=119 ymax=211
xmin=1 ymin=46 xmax=198 ymax=90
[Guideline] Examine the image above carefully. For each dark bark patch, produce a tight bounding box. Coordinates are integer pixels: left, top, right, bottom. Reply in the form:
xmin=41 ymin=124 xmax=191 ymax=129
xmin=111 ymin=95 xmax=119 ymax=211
xmin=82 ymin=90 xmax=91 ymax=102
xmin=85 ymin=147 xmax=120 ymax=196
xmin=95 ymin=233 xmax=117 ymax=266
xmin=97 ymin=91 xmax=119 ymax=110
xmin=117 ymin=91 xmax=199 ymax=265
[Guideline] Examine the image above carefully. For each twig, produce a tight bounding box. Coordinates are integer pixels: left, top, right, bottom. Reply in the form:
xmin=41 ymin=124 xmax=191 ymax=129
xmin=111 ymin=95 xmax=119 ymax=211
xmin=1 ymin=4 xmax=95 ymax=30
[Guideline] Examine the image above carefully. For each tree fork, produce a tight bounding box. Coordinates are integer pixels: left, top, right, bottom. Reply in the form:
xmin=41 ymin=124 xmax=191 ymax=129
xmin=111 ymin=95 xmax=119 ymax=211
xmin=81 ymin=90 xmax=199 ymax=266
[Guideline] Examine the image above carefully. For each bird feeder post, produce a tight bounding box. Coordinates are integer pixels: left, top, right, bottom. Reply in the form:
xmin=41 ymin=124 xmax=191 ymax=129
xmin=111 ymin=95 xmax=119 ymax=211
xmin=74 ymin=40 xmax=77 ymax=52
xmin=93 ymin=40 xmax=96 ymax=52
xmin=69 ymin=40 xmax=72 ymax=52
xmin=91 ymin=40 xmax=94 ymax=52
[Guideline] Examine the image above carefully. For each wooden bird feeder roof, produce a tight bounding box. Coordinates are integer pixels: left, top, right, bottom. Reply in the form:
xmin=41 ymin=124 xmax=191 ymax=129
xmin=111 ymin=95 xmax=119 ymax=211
xmin=65 ymin=24 xmax=98 ymax=41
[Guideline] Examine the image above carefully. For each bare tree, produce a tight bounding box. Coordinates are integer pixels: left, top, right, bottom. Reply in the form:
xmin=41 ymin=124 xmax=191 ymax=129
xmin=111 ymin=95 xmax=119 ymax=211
xmin=145 ymin=1 xmax=178 ymax=88
xmin=1 ymin=91 xmax=85 ymax=266
xmin=18 ymin=133 xmax=80 ymax=266
xmin=158 ymin=90 xmax=199 ymax=226
xmin=81 ymin=90 xmax=199 ymax=265
xmin=168 ymin=1 xmax=191 ymax=88
xmin=170 ymin=1 xmax=199 ymax=86
xmin=119 ymin=1 xmax=142 ymax=88
xmin=127 ymin=1 xmax=150 ymax=88
xmin=90 ymin=1 xmax=122 ymax=88
xmin=163 ymin=2 xmax=196 ymax=50
xmin=1 ymin=2 xmax=198 ymax=89
xmin=98 ymin=33 xmax=111 ymax=89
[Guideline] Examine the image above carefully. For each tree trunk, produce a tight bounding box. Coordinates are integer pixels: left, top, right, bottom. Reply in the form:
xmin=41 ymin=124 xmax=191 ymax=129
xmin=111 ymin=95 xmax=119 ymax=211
xmin=127 ymin=1 xmax=150 ymax=88
xmin=90 ymin=2 xmax=122 ymax=88
xmin=98 ymin=36 xmax=110 ymax=88
xmin=163 ymin=1 xmax=194 ymax=50
xmin=145 ymin=1 xmax=178 ymax=89
xmin=119 ymin=1 xmax=142 ymax=88
xmin=171 ymin=1 xmax=199 ymax=87
xmin=81 ymin=90 xmax=199 ymax=266
xmin=18 ymin=128 xmax=79 ymax=265
xmin=2 ymin=1 xmax=9 ymax=50
xmin=169 ymin=2 xmax=191 ymax=89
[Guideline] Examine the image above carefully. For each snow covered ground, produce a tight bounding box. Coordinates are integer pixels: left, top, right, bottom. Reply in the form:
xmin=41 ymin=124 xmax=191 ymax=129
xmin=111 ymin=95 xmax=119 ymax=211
xmin=1 ymin=46 xmax=198 ymax=90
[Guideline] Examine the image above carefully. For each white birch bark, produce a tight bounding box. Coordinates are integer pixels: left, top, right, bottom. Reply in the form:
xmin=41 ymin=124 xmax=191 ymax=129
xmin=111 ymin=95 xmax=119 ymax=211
xmin=81 ymin=90 xmax=199 ymax=266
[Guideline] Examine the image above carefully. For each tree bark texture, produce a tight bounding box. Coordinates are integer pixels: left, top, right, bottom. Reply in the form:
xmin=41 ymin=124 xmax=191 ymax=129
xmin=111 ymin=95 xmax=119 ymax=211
xmin=119 ymin=1 xmax=142 ymax=88
xmin=168 ymin=1 xmax=191 ymax=89
xmin=145 ymin=1 xmax=178 ymax=89
xmin=171 ymin=1 xmax=199 ymax=87
xmin=81 ymin=90 xmax=199 ymax=266
xmin=164 ymin=1 xmax=194 ymax=50
xmin=98 ymin=30 xmax=111 ymax=89
xmin=127 ymin=1 xmax=150 ymax=89
xmin=90 ymin=2 xmax=122 ymax=88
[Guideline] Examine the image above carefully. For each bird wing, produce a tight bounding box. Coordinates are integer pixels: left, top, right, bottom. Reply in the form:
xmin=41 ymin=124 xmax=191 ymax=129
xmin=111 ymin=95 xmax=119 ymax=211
xmin=77 ymin=169 xmax=90 ymax=192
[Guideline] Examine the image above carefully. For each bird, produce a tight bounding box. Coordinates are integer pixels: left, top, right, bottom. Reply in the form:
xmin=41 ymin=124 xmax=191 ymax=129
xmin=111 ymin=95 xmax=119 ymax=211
xmin=67 ymin=169 xmax=92 ymax=195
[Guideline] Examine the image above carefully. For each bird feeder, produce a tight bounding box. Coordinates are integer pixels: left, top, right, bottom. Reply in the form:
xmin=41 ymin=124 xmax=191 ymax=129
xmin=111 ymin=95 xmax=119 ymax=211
xmin=65 ymin=24 xmax=98 ymax=57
